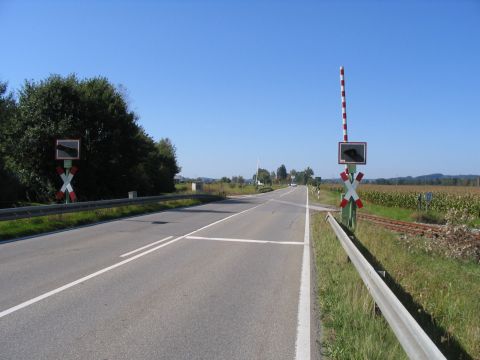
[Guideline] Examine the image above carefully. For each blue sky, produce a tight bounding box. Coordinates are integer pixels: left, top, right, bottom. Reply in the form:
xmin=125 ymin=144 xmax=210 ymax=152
xmin=1 ymin=0 xmax=479 ymax=179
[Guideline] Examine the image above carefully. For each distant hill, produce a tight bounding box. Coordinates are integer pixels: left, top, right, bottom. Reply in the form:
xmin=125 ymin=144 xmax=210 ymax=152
xmin=325 ymin=174 xmax=480 ymax=185
xmin=391 ymin=174 xmax=479 ymax=181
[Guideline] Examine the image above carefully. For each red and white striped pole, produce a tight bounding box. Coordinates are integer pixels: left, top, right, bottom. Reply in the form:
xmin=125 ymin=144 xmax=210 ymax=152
xmin=340 ymin=66 xmax=349 ymax=173
xmin=340 ymin=66 xmax=348 ymax=142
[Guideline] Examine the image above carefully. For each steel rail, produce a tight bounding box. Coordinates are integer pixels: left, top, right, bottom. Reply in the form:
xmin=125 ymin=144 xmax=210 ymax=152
xmin=325 ymin=212 xmax=446 ymax=360
xmin=0 ymin=193 xmax=222 ymax=221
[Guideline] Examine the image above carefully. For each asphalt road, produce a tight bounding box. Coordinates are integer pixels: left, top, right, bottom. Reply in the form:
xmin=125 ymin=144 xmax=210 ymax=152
xmin=0 ymin=186 xmax=325 ymax=360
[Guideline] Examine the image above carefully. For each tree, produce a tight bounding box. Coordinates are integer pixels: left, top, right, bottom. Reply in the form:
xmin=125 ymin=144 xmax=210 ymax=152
xmin=292 ymin=167 xmax=314 ymax=185
xmin=220 ymin=176 xmax=231 ymax=183
xmin=237 ymin=176 xmax=245 ymax=186
xmin=295 ymin=171 xmax=305 ymax=185
xmin=304 ymin=167 xmax=314 ymax=184
xmin=155 ymin=138 xmax=181 ymax=192
xmin=253 ymin=168 xmax=271 ymax=185
xmin=277 ymin=164 xmax=287 ymax=182
xmin=0 ymin=82 xmax=23 ymax=206
xmin=271 ymin=171 xmax=276 ymax=183
xmin=2 ymin=74 xmax=180 ymax=201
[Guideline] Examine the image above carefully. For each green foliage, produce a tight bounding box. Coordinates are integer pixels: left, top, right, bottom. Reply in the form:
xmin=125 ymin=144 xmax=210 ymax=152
xmin=311 ymin=212 xmax=480 ymax=359
xmin=277 ymin=164 xmax=287 ymax=181
xmin=154 ymin=138 xmax=181 ymax=193
xmin=0 ymin=82 xmax=24 ymax=207
xmin=311 ymin=214 xmax=406 ymax=359
xmin=257 ymin=186 xmax=273 ymax=193
xmin=231 ymin=176 xmax=245 ymax=186
xmin=325 ymin=184 xmax=480 ymax=220
xmin=1 ymin=75 xmax=180 ymax=202
xmin=253 ymin=168 xmax=271 ymax=185
xmin=294 ymin=167 xmax=314 ymax=185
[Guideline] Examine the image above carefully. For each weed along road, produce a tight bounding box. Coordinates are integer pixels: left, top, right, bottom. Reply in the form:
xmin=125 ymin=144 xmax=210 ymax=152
xmin=0 ymin=186 xmax=320 ymax=360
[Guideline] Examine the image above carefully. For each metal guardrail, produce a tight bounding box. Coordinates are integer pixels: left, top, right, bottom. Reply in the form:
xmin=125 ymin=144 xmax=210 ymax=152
xmin=325 ymin=212 xmax=446 ymax=360
xmin=0 ymin=193 xmax=222 ymax=221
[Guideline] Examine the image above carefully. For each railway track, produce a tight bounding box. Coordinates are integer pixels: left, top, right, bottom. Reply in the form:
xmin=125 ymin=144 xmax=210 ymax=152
xmin=356 ymin=213 xmax=480 ymax=261
xmin=358 ymin=213 xmax=479 ymax=239
xmin=357 ymin=213 xmax=480 ymax=243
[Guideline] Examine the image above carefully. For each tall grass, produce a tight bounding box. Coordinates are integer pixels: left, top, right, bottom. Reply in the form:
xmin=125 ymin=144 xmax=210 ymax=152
xmin=311 ymin=211 xmax=480 ymax=359
xmin=311 ymin=213 xmax=407 ymax=359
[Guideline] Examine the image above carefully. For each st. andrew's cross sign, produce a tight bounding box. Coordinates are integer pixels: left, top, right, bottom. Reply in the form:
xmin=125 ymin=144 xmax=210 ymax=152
xmin=56 ymin=166 xmax=78 ymax=202
xmin=339 ymin=171 xmax=364 ymax=208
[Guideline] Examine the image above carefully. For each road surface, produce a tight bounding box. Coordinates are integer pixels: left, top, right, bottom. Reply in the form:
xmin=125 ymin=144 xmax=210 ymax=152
xmin=0 ymin=186 xmax=324 ymax=359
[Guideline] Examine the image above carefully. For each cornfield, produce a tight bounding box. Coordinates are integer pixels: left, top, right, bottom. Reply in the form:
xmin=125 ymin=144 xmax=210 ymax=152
xmin=324 ymin=184 xmax=480 ymax=218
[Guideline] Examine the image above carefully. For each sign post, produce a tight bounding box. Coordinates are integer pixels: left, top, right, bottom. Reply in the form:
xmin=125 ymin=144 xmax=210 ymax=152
xmin=425 ymin=192 xmax=433 ymax=212
xmin=55 ymin=139 xmax=80 ymax=203
xmin=338 ymin=67 xmax=367 ymax=232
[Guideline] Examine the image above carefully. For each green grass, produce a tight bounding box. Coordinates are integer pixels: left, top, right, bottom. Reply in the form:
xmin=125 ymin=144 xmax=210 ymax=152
xmin=360 ymin=202 xmax=432 ymax=222
xmin=311 ymin=213 xmax=407 ymax=359
xmin=311 ymin=212 xmax=480 ymax=359
xmin=310 ymin=187 xmax=339 ymax=206
xmin=0 ymin=198 xmax=212 ymax=241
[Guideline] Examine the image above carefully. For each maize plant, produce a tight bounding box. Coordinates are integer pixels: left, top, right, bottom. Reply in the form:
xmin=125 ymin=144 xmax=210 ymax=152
xmin=324 ymin=184 xmax=480 ymax=218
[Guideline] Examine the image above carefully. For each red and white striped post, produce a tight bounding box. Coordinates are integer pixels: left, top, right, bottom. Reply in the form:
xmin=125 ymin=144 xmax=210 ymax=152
xmin=340 ymin=66 xmax=349 ymax=174
xmin=340 ymin=66 xmax=348 ymax=142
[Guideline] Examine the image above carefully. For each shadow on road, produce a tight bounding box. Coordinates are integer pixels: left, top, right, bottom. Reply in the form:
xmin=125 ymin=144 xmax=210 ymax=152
xmin=171 ymin=208 xmax=234 ymax=214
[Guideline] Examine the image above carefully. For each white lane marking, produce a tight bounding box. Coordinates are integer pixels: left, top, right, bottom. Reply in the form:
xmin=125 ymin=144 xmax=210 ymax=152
xmin=295 ymin=186 xmax=311 ymax=360
xmin=0 ymin=200 xmax=270 ymax=319
xmin=186 ymin=236 xmax=304 ymax=245
xmin=279 ymin=187 xmax=297 ymax=198
xmin=271 ymin=198 xmax=333 ymax=212
xmin=0 ymin=236 xmax=183 ymax=319
xmin=120 ymin=236 xmax=173 ymax=258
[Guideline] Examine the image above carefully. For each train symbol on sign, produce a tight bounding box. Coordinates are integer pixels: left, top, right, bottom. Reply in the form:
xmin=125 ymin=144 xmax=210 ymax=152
xmin=55 ymin=139 xmax=80 ymax=160
xmin=338 ymin=142 xmax=367 ymax=165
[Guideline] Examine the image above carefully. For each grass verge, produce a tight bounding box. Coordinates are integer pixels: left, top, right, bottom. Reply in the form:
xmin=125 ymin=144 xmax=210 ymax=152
xmin=310 ymin=187 xmax=339 ymax=207
xmin=312 ymin=212 xmax=480 ymax=359
xmin=311 ymin=213 xmax=407 ymax=359
xmin=0 ymin=198 xmax=213 ymax=241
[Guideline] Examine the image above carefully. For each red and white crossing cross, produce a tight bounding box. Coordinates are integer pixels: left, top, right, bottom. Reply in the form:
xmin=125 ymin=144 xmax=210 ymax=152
xmin=56 ymin=166 xmax=78 ymax=202
xmin=339 ymin=171 xmax=364 ymax=208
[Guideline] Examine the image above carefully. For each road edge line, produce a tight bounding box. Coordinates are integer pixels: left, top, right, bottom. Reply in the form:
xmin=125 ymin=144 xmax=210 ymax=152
xmin=295 ymin=186 xmax=311 ymax=360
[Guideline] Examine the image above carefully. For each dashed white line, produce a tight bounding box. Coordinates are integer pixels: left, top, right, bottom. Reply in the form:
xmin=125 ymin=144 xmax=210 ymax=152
xmin=0 ymin=236 xmax=183 ymax=319
xmin=279 ymin=187 xmax=297 ymax=198
xmin=0 ymin=199 xmax=270 ymax=319
xmin=186 ymin=235 xmax=304 ymax=245
xmin=120 ymin=236 xmax=173 ymax=258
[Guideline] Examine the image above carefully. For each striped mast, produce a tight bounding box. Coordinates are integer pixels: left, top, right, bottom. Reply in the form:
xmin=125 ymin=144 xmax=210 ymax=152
xmin=340 ymin=66 xmax=349 ymax=173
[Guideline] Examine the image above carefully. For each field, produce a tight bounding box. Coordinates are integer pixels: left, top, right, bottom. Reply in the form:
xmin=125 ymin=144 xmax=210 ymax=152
xmin=323 ymin=184 xmax=480 ymax=225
